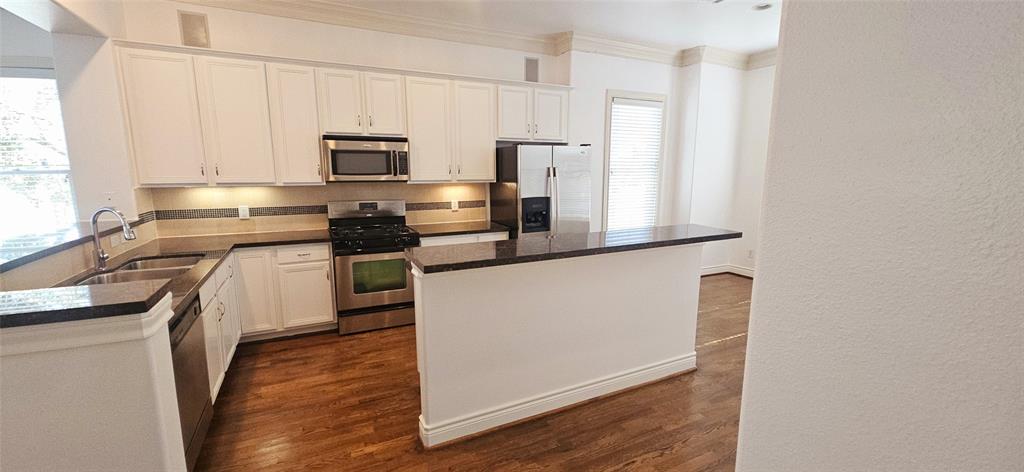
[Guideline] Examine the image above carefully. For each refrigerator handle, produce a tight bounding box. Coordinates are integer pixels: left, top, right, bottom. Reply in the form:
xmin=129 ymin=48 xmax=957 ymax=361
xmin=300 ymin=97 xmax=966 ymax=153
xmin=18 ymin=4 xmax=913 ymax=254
xmin=551 ymin=166 xmax=559 ymax=235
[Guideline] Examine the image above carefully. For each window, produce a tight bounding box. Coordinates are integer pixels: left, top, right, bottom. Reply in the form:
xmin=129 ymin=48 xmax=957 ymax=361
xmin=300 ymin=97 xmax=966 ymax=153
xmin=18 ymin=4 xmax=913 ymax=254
xmin=0 ymin=76 xmax=77 ymax=261
xmin=604 ymin=93 xmax=665 ymax=231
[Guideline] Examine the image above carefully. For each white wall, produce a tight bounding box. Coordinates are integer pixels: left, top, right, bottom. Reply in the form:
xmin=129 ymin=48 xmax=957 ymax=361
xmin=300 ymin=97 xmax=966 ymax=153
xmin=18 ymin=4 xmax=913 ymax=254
xmin=1 ymin=8 xmax=53 ymax=68
xmin=121 ymin=0 xmax=565 ymax=84
xmin=736 ymin=2 xmax=1024 ymax=471
xmin=728 ymin=65 xmax=774 ymax=272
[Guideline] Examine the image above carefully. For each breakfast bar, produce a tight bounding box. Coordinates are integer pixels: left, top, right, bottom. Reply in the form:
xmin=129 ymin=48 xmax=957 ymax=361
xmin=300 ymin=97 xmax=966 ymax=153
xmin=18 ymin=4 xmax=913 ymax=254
xmin=405 ymin=224 xmax=741 ymax=447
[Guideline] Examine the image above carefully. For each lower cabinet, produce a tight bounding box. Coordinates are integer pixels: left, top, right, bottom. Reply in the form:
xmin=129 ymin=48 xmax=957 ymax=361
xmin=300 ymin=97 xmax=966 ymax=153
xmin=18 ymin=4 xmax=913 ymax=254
xmin=199 ymin=256 xmax=240 ymax=402
xmin=235 ymin=243 xmax=336 ymax=339
xmin=201 ymin=301 xmax=225 ymax=400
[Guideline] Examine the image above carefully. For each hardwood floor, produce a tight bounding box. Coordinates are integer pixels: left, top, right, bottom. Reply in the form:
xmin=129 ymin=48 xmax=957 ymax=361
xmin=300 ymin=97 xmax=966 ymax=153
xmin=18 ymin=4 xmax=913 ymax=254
xmin=196 ymin=273 xmax=753 ymax=471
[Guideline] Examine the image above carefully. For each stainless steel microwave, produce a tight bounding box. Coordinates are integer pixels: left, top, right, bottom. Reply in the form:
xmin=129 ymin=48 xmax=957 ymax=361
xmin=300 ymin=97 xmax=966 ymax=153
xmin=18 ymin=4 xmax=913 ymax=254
xmin=322 ymin=136 xmax=409 ymax=182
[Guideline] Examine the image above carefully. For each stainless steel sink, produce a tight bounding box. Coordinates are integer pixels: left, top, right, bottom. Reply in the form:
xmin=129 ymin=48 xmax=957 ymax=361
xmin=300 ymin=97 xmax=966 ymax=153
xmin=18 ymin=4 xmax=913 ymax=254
xmin=117 ymin=255 xmax=203 ymax=271
xmin=78 ymin=267 xmax=191 ymax=285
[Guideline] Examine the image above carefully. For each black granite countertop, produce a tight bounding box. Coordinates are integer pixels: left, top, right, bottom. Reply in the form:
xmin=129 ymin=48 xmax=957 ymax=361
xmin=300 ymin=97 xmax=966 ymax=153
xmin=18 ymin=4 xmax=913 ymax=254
xmin=0 ymin=230 xmax=331 ymax=329
xmin=411 ymin=221 xmax=510 ymax=238
xmin=405 ymin=224 xmax=742 ymax=274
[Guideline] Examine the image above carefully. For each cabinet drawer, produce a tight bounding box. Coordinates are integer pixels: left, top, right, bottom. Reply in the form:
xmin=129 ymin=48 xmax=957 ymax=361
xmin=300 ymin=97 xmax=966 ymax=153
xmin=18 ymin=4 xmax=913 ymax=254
xmin=214 ymin=258 xmax=233 ymax=289
xmin=276 ymin=243 xmax=331 ymax=264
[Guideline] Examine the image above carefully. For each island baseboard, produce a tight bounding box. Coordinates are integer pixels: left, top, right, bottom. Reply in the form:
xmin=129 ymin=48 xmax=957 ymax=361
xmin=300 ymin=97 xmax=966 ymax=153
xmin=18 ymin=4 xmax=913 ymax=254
xmin=419 ymin=352 xmax=698 ymax=448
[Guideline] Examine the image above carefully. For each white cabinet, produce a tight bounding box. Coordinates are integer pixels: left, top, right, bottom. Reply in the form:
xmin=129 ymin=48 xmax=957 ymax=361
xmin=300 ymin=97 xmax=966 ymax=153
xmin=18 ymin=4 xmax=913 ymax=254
xmin=362 ymin=72 xmax=406 ymax=135
xmin=497 ymin=85 xmax=533 ymax=140
xmin=497 ymin=85 xmax=569 ymax=142
xmin=316 ymin=68 xmax=364 ymax=135
xmin=406 ymin=77 xmax=453 ymax=182
xmin=533 ymin=89 xmax=569 ymax=142
xmin=235 ymin=244 xmax=335 ymax=339
xmin=235 ymin=248 xmax=280 ymax=335
xmin=267 ymin=63 xmax=323 ymax=184
xmin=277 ymin=260 xmax=335 ymax=328
xmin=219 ymin=279 xmax=241 ymax=368
xmin=408 ymin=79 xmax=496 ymax=183
xmin=316 ymin=69 xmax=406 ymax=136
xmin=452 ymin=81 xmax=497 ymax=181
xmin=201 ymin=301 xmax=225 ymax=400
xmin=199 ymin=256 xmax=240 ymax=403
xmin=195 ymin=56 xmax=276 ymax=184
xmin=420 ymin=231 xmax=509 ymax=247
xmin=119 ymin=49 xmax=207 ymax=185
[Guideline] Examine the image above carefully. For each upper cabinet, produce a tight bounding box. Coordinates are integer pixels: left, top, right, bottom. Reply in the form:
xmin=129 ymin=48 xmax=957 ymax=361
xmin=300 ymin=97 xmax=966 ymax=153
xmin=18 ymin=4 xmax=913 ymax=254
xmin=407 ymin=79 xmax=496 ymax=183
xmin=195 ymin=57 xmax=277 ymax=184
xmin=317 ymin=69 xmax=406 ymax=136
xmin=497 ymin=85 xmax=568 ymax=143
xmin=119 ymin=49 xmax=207 ymax=185
xmin=452 ymin=81 xmax=497 ymax=181
xmin=267 ymin=64 xmax=323 ymax=185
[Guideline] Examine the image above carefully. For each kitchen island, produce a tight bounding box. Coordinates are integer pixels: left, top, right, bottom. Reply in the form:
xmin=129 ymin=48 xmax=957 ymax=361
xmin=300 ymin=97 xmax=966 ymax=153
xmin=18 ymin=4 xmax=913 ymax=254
xmin=405 ymin=224 xmax=741 ymax=447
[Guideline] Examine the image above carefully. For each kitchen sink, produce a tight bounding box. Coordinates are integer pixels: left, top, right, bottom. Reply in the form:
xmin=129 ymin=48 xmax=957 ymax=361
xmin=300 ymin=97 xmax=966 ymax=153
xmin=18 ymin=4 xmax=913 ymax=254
xmin=117 ymin=255 xmax=203 ymax=271
xmin=77 ymin=267 xmax=191 ymax=285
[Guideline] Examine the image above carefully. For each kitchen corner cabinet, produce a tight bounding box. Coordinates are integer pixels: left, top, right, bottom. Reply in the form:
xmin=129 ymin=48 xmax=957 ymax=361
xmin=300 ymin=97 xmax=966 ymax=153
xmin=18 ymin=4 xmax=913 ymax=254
xmin=119 ymin=49 xmax=207 ymax=185
xmin=317 ymin=69 xmax=406 ymax=136
xmin=235 ymin=244 xmax=335 ymax=339
xmin=407 ymin=79 xmax=496 ymax=183
xmin=267 ymin=63 xmax=323 ymax=184
xmin=195 ymin=56 xmax=277 ymax=184
xmin=199 ymin=255 xmax=241 ymax=402
xmin=497 ymin=85 xmax=568 ymax=142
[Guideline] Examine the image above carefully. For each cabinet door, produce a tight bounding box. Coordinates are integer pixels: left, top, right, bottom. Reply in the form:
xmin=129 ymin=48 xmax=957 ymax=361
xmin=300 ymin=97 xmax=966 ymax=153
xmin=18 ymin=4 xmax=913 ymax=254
xmin=363 ymin=72 xmax=406 ymax=136
xmin=406 ymin=77 xmax=453 ymax=182
xmin=201 ymin=300 xmax=225 ymax=400
xmin=533 ymin=89 xmax=569 ymax=142
xmin=195 ymin=57 xmax=276 ymax=184
xmin=316 ymin=68 xmax=364 ymax=134
xmin=218 ymin=279 xmax=240 ymax=369
xmin=452 ymin=81 xmax=496 ymax=182
xmin=497 ymin=85 xmax=533 ymax=140
xmin=267 ymin=63 xmax=323 ymax=185
xmin=119 ymin=49 xmax=207 ymax=185
xmin=277 ymin=260 xmax=335 ymax=328
xmin=235 ymin=249 xmax=280 ymax=334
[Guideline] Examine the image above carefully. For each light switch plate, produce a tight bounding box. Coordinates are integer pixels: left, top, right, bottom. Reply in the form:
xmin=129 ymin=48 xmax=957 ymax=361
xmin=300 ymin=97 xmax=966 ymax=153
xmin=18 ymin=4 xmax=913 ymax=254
xmin=238 ymin=205 xmax=250 ymax=219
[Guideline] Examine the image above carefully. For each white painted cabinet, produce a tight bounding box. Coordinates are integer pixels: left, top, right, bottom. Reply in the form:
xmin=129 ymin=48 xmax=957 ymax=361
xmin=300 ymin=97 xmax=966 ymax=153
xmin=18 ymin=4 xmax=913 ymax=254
xmin=219 ymin=278 xmax=241 ymax=368
xmin=235 ymin=249 xmax=280 ymax=335
xmin=362 ymin=72 xmax=406 ymax=136
xmin=497 ymin=86 xmax=569 ymax=142
xmin=195 ymin=56 xmax=276 ymax=184
xmin=267 ymin=63 xmax=323 ymax=184
xmin=199 ymin=256 xmax=241 ymax=403
xmin=317 ymin=69 xmax=406 ymax=136
xmin=533 ymin=89 xmax=569 ymax=142
xmin=452 ymin=81 xmax=497 ymax=181
xmin=201 ymin=301 xmax=225 ymax=400
xmin=406 ymin=77 xmax=453 ymax=182
xmin=119 ymin=49 xmax=207 ymax=185
xmin=316 ymin=68 xmax=364 ymax=135
xmin=277 ymin=260 xmax=335 ymax=328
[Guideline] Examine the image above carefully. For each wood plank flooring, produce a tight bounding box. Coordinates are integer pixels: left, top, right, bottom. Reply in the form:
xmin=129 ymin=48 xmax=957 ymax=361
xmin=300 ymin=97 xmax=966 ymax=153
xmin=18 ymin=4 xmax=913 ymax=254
xmin=196 ymin=273 xmax=753 ymax=471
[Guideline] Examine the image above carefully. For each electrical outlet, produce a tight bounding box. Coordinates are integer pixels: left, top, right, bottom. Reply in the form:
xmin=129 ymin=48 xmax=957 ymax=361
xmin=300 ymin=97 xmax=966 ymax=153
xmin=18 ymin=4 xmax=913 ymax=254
xmin=451 ymin=200 xmax=459 ymax=212
xmin=238 ymin=205 xmax=250 ymax=220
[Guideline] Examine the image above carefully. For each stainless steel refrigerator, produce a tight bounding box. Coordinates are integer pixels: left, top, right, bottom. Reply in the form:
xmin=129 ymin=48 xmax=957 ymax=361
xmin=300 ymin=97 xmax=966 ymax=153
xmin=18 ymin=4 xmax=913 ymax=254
xmin=490 ymin=144 xmax=591 ymax=237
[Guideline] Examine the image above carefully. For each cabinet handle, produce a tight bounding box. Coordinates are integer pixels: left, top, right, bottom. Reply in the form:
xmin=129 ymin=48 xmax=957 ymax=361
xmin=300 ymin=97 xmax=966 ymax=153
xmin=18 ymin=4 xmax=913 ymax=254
xmin=325 ymin=269 xmax=330 ymax=281
xmin=369 ymin=115 xmax=374 ymax=127
xmin=527 ymin=122 xmax=530 ymax=133
xmin=297 ymin=252 xmax=311 ymax=257
xmin=201 ymin=164 xmax=205 ymax=176
xmin=458 ymin=164 xmax=462 ymax=174
xmin=448 ymin=164 xmax=452 ymax=175
xmin=317 ymin=162 xmax=322 ymax=176
xmin=215 ymin=164 xmax=220 ymax=176
xmin=534 ymin=123 xmax=538 ymax=133
xmin=357 ymin=114 xmax=362 ymax=127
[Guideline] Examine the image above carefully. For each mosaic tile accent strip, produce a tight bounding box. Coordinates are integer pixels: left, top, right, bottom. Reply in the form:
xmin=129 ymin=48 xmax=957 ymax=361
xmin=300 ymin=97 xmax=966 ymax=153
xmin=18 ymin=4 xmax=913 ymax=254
xmin=151 ymin=201 xmax=486 ymax=220
xmin=132 ymin=211 xmax=157 ymax=226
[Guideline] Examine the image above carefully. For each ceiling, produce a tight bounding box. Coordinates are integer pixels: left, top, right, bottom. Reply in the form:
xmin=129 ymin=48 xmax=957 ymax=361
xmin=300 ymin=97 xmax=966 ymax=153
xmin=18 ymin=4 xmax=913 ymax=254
xmin=331 ymin=0 xmax=780 ymax=54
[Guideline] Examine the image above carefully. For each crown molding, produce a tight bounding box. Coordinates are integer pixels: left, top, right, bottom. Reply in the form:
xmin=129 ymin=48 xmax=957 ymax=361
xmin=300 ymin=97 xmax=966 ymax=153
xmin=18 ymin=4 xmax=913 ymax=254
xmin=176 ymin=0 xmax=559 ymax=55
xmin=175 ymin=1 xmax=773 ymax=70
xmin=746 ymin=49 xmax=777 ymax=70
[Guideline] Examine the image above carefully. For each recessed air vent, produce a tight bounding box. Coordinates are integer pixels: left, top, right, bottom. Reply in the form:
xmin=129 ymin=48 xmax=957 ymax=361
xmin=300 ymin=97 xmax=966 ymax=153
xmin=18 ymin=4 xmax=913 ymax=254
xmin=178 ymin=11 xmax=211 ymax=48
xmin=524 ymin=57 xmax=539 ymax=83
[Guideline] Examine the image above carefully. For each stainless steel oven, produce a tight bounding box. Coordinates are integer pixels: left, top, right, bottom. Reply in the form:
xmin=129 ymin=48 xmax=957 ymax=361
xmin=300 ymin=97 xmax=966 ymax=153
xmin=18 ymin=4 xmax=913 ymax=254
xmin=334 ymin=251 xmax=416 ymax=334
xmin=322 ymin=136 xmax=409 ymax=182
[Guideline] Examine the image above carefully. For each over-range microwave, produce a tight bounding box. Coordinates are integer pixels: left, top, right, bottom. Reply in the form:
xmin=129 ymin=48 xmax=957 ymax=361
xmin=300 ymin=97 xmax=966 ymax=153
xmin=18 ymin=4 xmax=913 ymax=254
xmin=322 ymin=136 xmax=409 ymax=182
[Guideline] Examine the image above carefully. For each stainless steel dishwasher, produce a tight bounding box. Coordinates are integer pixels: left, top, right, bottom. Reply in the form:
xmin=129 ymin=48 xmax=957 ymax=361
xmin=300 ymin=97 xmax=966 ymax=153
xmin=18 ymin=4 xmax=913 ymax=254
xmin=169 ymin=298 xmax=213 ymax=471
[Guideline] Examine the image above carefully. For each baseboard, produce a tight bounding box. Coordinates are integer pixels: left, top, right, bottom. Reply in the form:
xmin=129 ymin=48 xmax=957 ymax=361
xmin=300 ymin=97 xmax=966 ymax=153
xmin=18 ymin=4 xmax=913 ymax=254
xmin=701 ymin=264 xmax=754 ymax=278
xmin=239 ymin=321 xmax=337 ymax=343
xmin=419 ymin=352 xmax=697 ymax=447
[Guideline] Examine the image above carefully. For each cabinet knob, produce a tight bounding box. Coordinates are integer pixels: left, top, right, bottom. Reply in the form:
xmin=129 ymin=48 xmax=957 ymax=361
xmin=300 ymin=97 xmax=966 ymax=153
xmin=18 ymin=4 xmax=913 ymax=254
xmin=369 ymin=115 xmax=374 ymax=127
xmin=357 ymin=114 xmax=362 ymax=127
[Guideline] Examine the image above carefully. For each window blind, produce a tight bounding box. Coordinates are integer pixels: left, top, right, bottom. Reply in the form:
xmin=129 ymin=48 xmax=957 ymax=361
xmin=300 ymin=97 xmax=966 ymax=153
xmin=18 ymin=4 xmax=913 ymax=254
xmin=606 ymin=96 xmax=664 ymax=231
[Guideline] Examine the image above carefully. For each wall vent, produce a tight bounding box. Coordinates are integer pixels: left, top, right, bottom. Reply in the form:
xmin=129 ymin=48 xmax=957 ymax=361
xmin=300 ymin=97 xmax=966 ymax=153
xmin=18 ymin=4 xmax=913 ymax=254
xmin=524 ymin=57 xmax=539 ymax=82
xmin=178 ymin=11 xmax=211 ymax=48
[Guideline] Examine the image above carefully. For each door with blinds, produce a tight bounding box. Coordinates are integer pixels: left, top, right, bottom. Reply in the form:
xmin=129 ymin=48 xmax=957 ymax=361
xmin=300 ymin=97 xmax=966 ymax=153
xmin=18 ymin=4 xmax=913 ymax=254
xmin=604 ymin=95 xmax=665 ymax=230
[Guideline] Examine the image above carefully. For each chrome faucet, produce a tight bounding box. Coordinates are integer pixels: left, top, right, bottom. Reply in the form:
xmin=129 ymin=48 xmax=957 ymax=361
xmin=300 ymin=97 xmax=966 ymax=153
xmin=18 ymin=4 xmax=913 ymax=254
xmin=91 ymin=207 xmax=137 ymax=271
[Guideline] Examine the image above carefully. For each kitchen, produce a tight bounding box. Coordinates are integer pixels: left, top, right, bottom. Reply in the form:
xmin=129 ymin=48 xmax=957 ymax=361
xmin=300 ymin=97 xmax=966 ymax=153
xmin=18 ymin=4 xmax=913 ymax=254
xmin=2 ymin=1 xmax=770 ymax=470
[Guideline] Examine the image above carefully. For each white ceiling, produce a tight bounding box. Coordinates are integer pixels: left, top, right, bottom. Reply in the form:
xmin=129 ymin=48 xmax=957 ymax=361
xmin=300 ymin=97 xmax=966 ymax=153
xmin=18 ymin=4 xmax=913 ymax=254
xmin=329 ymin=0 xmax=781 ymax=54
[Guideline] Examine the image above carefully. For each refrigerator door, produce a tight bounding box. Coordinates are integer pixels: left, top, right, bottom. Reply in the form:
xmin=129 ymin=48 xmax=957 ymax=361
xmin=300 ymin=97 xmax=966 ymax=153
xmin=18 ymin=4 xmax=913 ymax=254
xmin=517 ymin=145 xmax=554 ymax=199
xmin=552 ymin=146 xmax=591 ymax=234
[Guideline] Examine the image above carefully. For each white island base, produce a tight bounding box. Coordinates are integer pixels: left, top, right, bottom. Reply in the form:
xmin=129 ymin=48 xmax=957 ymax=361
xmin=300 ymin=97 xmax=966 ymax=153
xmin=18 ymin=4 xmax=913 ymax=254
xmin=412 ymin=243 xmax=704 ymax=447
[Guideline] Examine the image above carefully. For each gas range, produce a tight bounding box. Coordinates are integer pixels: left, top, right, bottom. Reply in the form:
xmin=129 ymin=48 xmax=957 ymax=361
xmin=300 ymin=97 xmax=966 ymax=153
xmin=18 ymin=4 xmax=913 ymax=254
xmin=328 ymin=201 xmax=421 ymax=255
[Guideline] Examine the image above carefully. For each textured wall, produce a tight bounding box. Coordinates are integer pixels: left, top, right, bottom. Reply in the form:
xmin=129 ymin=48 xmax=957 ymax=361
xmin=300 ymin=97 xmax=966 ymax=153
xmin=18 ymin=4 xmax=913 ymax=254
xmin=737 ymin=1 xmax=1023 ymax=471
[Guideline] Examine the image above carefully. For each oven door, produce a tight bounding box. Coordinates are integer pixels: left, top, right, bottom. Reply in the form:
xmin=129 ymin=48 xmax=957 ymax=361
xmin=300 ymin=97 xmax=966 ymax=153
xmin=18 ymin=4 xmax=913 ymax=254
xmin=323 ymin=139 xmax=407 ymax=182
xmin=335 ymin=251 xmax=414 ymax=311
